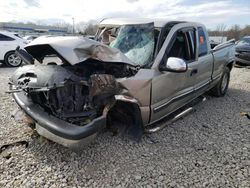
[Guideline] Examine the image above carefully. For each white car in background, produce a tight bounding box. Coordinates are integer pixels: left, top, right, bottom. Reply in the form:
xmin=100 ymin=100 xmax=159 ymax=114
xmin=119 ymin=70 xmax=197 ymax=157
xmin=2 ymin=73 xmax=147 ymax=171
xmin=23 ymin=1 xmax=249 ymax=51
xmin=0 ymin=31 xmax=27 ymax=67
xmin=23 ymin=35 xmax=38 ymax=43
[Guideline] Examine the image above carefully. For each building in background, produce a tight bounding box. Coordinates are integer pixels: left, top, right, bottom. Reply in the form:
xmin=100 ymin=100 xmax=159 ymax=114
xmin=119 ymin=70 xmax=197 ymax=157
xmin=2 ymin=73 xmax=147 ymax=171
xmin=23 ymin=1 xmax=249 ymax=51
xmin=0 ymin=22 xmax=68 ymax=36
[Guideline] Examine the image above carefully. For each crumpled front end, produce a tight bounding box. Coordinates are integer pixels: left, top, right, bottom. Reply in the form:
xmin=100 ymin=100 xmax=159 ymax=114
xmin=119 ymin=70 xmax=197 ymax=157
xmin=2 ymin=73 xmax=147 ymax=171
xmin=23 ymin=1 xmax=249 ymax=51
xmin=9 ymin=63 xmax=121 ymax=148
xmin=8 ymin=35 xmax=151 ymax=148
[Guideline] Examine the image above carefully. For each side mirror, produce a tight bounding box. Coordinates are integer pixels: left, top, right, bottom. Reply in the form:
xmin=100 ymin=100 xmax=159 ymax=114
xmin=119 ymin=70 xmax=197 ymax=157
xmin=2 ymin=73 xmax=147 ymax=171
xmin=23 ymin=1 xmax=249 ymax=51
xmin=159 ymin=57 xmax=187 ymax=73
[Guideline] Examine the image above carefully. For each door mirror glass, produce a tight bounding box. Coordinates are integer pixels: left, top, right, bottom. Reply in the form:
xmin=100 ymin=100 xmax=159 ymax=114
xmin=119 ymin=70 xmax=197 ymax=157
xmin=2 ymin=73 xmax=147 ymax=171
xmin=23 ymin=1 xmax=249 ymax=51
xmin=160 ymin=57 xmax=187 ymax=72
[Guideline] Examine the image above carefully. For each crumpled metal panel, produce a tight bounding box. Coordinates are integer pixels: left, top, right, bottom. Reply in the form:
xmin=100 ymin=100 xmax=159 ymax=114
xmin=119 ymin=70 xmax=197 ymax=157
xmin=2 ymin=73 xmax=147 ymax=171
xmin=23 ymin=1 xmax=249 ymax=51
xmin=9 ymin=64 xmax=87 ymax=89
xmin=25 ymin=36 xmax=134 ymax=65
xmin=89 ymin=74 xmax=118 ymax=98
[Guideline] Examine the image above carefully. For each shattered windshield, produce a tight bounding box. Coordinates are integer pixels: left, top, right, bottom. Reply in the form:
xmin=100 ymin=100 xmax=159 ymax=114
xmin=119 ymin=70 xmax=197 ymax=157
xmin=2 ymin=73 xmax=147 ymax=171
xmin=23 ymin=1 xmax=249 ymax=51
xmin=100 ymin=23 xmax=155 ymax=66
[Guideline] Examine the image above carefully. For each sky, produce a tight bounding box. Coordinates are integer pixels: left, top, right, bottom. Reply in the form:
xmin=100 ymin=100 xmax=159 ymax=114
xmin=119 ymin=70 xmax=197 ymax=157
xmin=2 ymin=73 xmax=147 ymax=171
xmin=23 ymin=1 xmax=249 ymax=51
xmin=0 ymin=0 xmax=249 ymax=29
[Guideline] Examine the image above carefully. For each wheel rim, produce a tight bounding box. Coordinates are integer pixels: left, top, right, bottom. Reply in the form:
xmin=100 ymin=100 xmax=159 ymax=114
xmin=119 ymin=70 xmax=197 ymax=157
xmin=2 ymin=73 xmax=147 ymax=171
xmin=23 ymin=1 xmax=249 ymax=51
xmin=221 ymin=73 xmax=229 ymax=92
xmin=7 ymin=54 xmax=21 ymax=66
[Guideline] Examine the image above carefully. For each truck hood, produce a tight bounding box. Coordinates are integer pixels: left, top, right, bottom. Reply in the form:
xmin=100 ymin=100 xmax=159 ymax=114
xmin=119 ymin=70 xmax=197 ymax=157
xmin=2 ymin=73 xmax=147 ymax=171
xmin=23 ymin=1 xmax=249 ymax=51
xmin=25 ymin=36 xmax=134 ymax=66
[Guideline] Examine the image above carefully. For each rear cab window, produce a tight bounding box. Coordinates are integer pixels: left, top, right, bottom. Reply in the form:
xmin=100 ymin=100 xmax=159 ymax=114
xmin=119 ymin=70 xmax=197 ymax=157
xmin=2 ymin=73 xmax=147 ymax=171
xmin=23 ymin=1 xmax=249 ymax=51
xmin=198 ymin=27 xmax=208 ymax=57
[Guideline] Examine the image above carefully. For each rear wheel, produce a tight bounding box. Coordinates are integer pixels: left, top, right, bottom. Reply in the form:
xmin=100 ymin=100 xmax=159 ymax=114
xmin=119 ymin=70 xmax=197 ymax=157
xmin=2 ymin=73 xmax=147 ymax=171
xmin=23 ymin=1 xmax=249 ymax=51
xmin=4 ymin=51 xmax=22 ymax=67
xmin=210 ymin=67 xmax=230 ymax=97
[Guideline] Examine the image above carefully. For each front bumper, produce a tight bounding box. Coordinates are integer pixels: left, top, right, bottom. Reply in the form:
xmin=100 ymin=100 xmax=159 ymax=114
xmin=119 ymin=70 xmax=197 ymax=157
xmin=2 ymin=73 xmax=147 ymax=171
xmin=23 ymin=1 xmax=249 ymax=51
xmin=235 ymin=56 xmax=250 ymax=66
xmin=235 ymin=51 xmax=250 ymax=65
xmin=13 ymin=92 xmax=106 ymax=148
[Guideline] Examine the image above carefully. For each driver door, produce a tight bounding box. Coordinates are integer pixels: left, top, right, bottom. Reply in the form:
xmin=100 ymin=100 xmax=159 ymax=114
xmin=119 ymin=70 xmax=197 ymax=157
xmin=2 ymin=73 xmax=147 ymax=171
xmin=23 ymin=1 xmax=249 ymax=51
xmin=150 ymin=27 xmax=198 ymax=123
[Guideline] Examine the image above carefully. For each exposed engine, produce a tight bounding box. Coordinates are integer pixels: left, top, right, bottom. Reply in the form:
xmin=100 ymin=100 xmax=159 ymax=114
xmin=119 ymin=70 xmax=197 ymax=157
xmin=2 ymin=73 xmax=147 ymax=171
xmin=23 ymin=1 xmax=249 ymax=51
xmin=29 ymin=81 xmax=93 ymax=126
xmin=9 ymin=60 xmax=138 ymax=126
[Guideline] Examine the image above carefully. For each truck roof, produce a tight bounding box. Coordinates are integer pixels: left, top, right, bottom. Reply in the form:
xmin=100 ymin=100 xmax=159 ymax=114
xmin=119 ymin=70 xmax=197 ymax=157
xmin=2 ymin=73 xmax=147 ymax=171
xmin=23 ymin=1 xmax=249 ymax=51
xmin=99 ymin=18 xmax=205 ymax=29
xmin=99 ymin=18 xmax=181 ymax=28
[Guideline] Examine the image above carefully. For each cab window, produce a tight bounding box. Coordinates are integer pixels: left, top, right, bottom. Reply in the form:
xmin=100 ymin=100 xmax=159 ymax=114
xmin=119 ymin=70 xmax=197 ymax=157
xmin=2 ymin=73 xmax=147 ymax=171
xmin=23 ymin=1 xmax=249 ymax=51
xmin=198 ymin=27 xmax=208 ymax=57
xmin=166 ymin=29 xmax=196 ymax=62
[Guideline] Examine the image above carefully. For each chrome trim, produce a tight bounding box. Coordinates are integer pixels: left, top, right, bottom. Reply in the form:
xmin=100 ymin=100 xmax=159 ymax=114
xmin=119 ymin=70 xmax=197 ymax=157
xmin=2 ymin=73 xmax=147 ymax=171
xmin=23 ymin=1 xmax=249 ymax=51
xmin=166 ymin=57 xmax=187 ymax=72
xmin=154 ymin=89 xmax=194 ymax=112
xmin=115 ymin=95 xmax=139 ymax=104
xmin=154 ymin=80 xmax=212 ymax=113
xmin=195 ymin=80 xmax=210 ymax=91
xmin=149 ymin=95 xmax=207 ymax=125
xmin=213 ymin=74 xmax=221 ymax=81
xmin=146 ymin=107 xmax=193 ymax=133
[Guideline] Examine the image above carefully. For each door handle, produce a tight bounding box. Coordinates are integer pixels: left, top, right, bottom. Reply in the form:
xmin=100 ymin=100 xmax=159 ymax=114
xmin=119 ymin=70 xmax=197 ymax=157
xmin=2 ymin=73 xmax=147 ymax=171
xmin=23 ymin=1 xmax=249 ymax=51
xmin=190 ymin=69 xmax=198 ymax=76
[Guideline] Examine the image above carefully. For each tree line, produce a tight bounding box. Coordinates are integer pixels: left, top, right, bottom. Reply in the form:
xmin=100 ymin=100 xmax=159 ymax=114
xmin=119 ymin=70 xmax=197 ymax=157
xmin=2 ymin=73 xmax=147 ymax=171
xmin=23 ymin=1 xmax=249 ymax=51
xmin=208 ymin=24 xmax=250 ymax=41
xmin=7 ymin=21 xmax=250 ymax=40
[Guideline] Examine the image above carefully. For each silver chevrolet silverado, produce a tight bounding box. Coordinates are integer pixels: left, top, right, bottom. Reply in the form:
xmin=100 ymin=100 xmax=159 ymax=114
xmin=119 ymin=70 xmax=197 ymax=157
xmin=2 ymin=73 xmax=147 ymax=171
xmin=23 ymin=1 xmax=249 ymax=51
xmin=9 ymin=18 xmax=235 ymax=148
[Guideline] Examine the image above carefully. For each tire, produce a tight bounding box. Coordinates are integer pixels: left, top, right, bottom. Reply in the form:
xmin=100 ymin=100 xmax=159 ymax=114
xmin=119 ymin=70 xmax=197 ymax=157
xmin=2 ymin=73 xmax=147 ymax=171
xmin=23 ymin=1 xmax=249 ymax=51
xmin=107 ymin=102 xmax=144 ymax=140
xmin=210 ymin=67 xmax=230 ymax=97
xmin=4 ymin=51 xmax=22 ymax=67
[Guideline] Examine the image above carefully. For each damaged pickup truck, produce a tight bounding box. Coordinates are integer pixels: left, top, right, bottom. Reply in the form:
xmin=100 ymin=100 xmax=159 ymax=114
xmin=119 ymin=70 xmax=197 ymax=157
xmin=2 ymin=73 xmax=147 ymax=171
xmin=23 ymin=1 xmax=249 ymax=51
xmin=9 ymin=18 xmax=235 ymax=148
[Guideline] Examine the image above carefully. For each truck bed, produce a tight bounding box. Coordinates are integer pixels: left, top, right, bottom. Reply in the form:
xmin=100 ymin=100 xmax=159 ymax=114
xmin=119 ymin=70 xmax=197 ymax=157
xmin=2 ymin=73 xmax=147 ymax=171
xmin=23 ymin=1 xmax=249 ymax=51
xmin=211 ymin=40 xmax=235 ymax=80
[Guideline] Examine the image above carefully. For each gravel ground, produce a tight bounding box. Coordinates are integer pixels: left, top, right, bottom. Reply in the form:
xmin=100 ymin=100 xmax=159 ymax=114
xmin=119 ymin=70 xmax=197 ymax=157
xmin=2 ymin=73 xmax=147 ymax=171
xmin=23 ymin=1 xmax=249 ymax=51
xmin=0 ymin=64 xmax=250 ymax=188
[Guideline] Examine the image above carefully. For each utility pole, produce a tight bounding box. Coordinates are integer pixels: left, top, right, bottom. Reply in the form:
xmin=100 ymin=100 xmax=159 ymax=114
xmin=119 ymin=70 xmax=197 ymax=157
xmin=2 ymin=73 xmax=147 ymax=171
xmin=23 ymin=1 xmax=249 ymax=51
xmin=72 ymin=17 xmax=75 ymax=34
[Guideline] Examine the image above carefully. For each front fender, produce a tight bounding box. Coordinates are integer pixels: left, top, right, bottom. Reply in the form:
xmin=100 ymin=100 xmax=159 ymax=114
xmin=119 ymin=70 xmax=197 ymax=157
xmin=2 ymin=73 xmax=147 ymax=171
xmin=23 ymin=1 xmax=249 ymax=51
xmin=113 ymin=95 xmax=149 ymax=125
xmin=114 ymin=94 xmax=139 ymax=105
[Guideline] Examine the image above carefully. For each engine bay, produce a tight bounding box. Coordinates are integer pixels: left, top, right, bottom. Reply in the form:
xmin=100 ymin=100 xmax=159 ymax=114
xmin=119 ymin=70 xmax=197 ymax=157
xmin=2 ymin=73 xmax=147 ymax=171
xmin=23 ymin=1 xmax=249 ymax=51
xmin=9 ymin=59 xmax=139 ymax=126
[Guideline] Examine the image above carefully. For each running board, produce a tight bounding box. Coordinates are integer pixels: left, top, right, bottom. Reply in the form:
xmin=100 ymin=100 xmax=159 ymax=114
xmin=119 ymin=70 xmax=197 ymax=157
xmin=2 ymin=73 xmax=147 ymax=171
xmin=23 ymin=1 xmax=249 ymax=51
xmin=145 ymin=96 xmax=206 ymax=133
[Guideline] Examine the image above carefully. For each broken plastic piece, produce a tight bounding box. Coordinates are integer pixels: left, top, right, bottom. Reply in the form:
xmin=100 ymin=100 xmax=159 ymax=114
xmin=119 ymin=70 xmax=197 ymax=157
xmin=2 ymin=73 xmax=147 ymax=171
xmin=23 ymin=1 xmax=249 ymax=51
xmin=240 ymin=112 xmax=250 ymax=119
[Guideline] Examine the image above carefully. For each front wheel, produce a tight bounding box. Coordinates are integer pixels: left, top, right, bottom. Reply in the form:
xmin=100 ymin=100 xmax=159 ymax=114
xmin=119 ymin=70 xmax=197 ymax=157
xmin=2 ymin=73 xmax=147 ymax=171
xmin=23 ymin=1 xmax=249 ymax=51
xmin=210 ymin=67 xmax=230 ymax=97
xmin=4 ymin=52 xmax=22 ymax=67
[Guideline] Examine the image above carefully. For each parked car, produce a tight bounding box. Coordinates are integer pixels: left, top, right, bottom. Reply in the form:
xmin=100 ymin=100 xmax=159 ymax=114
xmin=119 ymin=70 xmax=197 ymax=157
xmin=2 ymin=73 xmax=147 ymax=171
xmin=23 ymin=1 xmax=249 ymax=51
xmin=235 ymin=36 xmax=250 ymax=66
xmin=0 ymin=31 xmax=27 ymax=67
xmin=9 ymin=18 xmax=235 ymax=149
